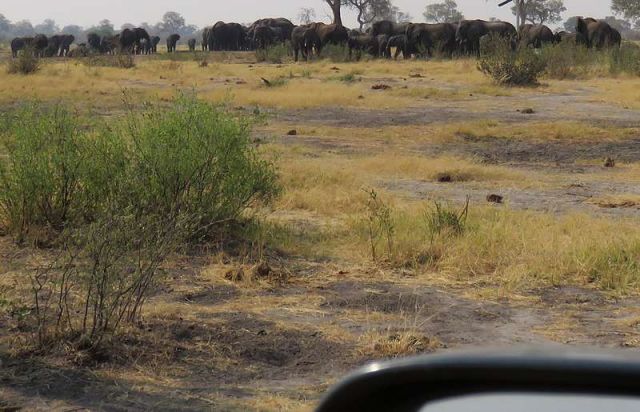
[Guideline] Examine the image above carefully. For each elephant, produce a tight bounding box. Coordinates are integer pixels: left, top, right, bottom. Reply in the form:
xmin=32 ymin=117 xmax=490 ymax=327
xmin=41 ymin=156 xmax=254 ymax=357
xmin=371 ymin=20 xmax=410 ymax=37
xmin=248 ymin=18 xmax=294 ymax=46
xmin=306 ymin=23 xmax=349 ymax=48
xmin=10 ymin=37 xmax=30 ymax=57
xmin=291 ymin=24 xmax=321 ymax=62
xmin=519 ymin=24 xmax=555 ymax=48
xmin=386 ymin=35 xmax=408 ymax=59
xmin=209 ymin=21 xmax=246 ymax=51
xmin=120 ymin=27 xmax=150 ymax=54
xmin=405 ymin=23 xmax=457 ymax=57
xmin=347 ymin=32 xmax=378 ymax=60
xmin=253 ymin=25 xmax=277 ymax=49
xmin=576 ymin=17 xmax=621 ymax=49
xmin=455 ymin=19 xmax=517 ymax=55
xmin=150 ymin=36 xmax=161 ymax=53
xmin=101 ymin=35 xmax=120 ymax=54
xmin=44 ymin=35 xmax=63 ymax=57
xmin=202 ymin=27 xmax=210 ymax=50
xmin=59 ymin=34 xmax=75 ymax=56
xmin=376 ymin=34 xmax=390 ymax=58
xmin=188 ymin=38 xmax=196 ymax=52
xmin=87 ymin=32 xmax=102 ymax=52
xmin=167 ymin=34 xmax=181 ymax=53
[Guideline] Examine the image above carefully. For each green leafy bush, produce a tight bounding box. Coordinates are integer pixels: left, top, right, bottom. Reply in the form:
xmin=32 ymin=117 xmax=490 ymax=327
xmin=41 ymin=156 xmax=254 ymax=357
xmin=0 ymin=96 xmax=280 ymax=348
xmin=477 ymin=35 xmax=547 ymax=86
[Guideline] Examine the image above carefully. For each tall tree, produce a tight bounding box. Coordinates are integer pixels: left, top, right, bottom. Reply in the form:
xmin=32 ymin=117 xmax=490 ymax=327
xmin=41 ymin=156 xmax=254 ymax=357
xmin=12 ymin=20 xmax=35 ymax=37
xmin=0 ymin=13 xmax=11 ymax=33
xmin=563 ymin=16 xmax=578 ymax=31
xmin=34 ymin=18 xmax=59 ymax=36
xmin=346 ymin=0 xmax=394 ymax=30
xmin=510 ymin=0 xmax=566 ymax=26
xmin=424 ymin=0 xmax=464 ymax=23
xmin=162 ymin=11 xmax=186 ymax=34
xmin=613 ymin=0 xmax=640 ymax=21
xmin=323 ymin=0 xmax=343 ymax=26
xmin=297 ymin=7 xmax=317 ymax=24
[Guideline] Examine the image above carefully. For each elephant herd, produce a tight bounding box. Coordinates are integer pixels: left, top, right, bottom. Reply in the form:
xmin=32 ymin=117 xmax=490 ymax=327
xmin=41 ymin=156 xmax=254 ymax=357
xmin=10 ymin=15 xmax=622 ymax=61
xmin=10 ymin=34 xmax=74 ymax=58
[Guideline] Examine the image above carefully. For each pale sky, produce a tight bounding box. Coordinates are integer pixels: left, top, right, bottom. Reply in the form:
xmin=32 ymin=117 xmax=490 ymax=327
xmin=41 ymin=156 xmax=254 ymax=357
xmin=1 ymin=0 xmax=613 ymax=29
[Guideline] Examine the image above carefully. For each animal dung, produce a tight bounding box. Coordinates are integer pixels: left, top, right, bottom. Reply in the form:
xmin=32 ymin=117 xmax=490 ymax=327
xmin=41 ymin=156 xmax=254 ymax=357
xmin=371 ymin=84 xmax=391 ymax=90
xmin=604 ymin=157 xmax=616 ymax=168
xmin=519 ymin=108 xmax=535 ymax=114
xmin=486 ymin=194 xmax=504 ymax=204
xmin=286 ymin=129 xmax=297 ymax=136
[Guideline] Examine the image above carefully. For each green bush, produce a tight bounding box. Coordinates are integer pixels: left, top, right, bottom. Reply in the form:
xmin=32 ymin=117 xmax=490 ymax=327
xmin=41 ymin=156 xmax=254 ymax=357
xmin=255 ymin=43 xmax=290 ymax=64
xmin=477 ymin=35 xmax=546 ymax=86
xmin=7 ymin=47 xmax=41 ymax=75
xmin=425 ymin=199 xmax=469 ymax=238
xmin=1 ymin=96 xmax=280 ymax=348
xmin=0 ymin=105 xmax=87 ymax=241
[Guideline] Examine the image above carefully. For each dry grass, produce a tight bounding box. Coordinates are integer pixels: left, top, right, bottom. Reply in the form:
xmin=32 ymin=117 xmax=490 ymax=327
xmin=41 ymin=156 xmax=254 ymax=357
xmin=588 ymin=195 xmax=640 ymax=209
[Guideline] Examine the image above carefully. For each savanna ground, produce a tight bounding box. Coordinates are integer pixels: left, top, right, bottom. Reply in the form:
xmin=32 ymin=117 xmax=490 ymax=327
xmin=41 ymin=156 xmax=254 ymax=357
xmin=2 ymin=44 xmax=640 ymax=410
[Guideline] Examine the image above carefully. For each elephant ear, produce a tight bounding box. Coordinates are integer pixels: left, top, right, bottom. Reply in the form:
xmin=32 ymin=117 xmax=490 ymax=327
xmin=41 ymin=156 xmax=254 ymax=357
xmin=576 ymin=17 xmax=586 ymax=34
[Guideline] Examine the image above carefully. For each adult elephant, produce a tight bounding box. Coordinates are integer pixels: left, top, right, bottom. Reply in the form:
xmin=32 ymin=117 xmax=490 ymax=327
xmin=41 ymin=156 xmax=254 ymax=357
xmin=405 ymin=23 xmax=457 ymax=57
xmin=253 ymin=25 xmax=277 ymax=49
xmin=456 ymin=19 xmax=517 ymax=55
xmin=150 ymin=36 xmax=161 ymax=53
xmin=371 ymin=20 xmax=410 ymax=37
xmin=202 ymin=27 xmax=210 ymax=50
xmin=188 ymin=38 xmax=196 ymax=52
xmin=210 ymin=21 xmax=246 ymax=51
xmin=59 ymin=34 xmax=75 ymax=56
xmin=87 ymin=32 xmax=102 ymax=52
xmin=291 ymin=24 xmax=321 ymax=62
xmin=120 ymin=27 xmax=150 ymax=54
xmin=376 ymin=34 xmax=390 ymax=58
xmin=248 ymin=18 xmax=294 ymax=44
xmin=167 ymin=34 xmax=181 ymax=53
xmin=519 ymin=24 xmax=555 ymax=48
xmin=576 ymin=17 xmax=621 ymax=49
xmin=307 ymin=23 xmax=349 ymax=48
xmin=45 ymin=35 xmax=63 ymax=57
xmin=10 ymin=37 xmax=30 ymax=57
xmin=31 ymin=34 xmax=49 ymax=57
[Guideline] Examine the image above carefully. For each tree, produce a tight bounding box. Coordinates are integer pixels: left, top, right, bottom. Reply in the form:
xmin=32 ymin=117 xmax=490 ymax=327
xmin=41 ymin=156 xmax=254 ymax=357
xmin=87 ymin=19 xmax=115 ymax=37
xmin=424 ymin=0 xmax=464 ymax=23
xmin=345 ymin=0 xmax=395 ymax=30
xmin=0 ymin=13 xmax=11 ymax=33
xmin=298 ymin=7 xmax=317 ymax=24
xmin=613 ymin=0 xmax=640 ymax=21
xmin=34 ymin=19 xmax=59 ymax=36
xmin=603 ymin=15 xmax=632 ymax=33
xmin=12 ymin=20 xmax=35 ymax=37
xmin=562 ymin=16 xmax=577 ymax=31
xmin=162 ymin=11 xmax=185 ymax=34
xmin=61 ymin=24 xmax=85 ymax=42
xmin=510 ymin=0 xmax=566 ymax=26
xmin=323 ymin=0 xmax=343 ymax=26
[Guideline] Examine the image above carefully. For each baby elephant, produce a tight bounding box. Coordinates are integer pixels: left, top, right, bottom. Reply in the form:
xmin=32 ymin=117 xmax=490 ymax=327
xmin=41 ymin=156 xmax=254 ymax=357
xmin=188 ymin=38 xmax=196 ymax=52
xmin=166 ymin=33 xmax=181 ymax=53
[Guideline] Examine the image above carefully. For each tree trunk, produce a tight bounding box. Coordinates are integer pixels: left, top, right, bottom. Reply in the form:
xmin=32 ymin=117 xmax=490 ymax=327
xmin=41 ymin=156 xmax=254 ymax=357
xmin=327 ymin=0 xmax=343 ymax=26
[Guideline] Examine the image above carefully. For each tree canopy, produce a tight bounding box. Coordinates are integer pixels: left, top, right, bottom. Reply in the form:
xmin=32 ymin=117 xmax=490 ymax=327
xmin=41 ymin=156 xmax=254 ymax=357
xmin=424 ymin=0 xmax=464 ymax=23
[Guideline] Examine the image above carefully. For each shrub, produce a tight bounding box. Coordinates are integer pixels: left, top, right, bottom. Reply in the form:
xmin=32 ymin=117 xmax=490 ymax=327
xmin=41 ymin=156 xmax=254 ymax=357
xmin=364 ymin=189 xmax=395 ymax=262
xmin=540 ymin=41 xmax=594 ymax=79
xmin=477 ymin=35 xmax=546 ymax=86
xmin=255 ymin=43 xmax=290 ymax=64
xmin=7 ymin=47 xmax=41 ymax=75
xmin=0 ymin=105 xmax=87 ymax=242
xmin=1 ymin=96 xmax=280 ymax=348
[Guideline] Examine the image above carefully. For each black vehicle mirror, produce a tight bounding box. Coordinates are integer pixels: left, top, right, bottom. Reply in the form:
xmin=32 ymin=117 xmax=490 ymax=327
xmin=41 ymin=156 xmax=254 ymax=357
xmin=317 ymin=348 xmax=640 ymax=412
